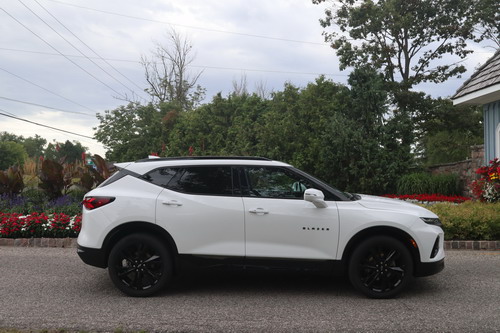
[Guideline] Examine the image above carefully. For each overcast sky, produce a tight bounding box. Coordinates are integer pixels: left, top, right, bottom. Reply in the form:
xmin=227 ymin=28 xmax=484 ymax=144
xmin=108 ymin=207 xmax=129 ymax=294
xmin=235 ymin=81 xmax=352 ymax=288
xmin=0 ymin=0 xmax=496 ymax=157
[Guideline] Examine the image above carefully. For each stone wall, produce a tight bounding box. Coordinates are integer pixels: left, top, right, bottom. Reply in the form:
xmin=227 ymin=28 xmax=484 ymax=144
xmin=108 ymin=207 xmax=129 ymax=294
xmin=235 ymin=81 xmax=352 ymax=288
xmin=427 ymin=145 xmax=484 ymax=197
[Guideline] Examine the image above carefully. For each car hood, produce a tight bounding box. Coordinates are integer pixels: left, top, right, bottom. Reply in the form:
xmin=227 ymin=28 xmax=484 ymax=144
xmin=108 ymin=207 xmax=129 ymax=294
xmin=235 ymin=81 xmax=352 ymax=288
xmin=356 ymin=194 xmax=437 ymax=218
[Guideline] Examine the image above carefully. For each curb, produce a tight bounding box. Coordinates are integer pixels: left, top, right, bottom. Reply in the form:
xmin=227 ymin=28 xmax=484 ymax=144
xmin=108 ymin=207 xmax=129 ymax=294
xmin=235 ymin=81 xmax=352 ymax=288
xmin=0 ymin=237 xmax=78 ymax=248
xmin=444 ymin=240 xmax=500 ymax=251
xmin=0 ymin=238 xmax=499 ymax=250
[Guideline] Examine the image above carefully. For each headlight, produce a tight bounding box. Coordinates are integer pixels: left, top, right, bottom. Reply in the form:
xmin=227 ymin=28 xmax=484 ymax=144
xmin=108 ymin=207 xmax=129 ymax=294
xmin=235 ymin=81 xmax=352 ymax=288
xmin=421 ymin=217 xmax=442 ymax=227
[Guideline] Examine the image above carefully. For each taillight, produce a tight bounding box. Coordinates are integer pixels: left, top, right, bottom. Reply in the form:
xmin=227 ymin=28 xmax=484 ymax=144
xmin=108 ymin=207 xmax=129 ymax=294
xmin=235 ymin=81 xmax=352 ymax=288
xmin=83 ymin=197 xmax=115 ymax=210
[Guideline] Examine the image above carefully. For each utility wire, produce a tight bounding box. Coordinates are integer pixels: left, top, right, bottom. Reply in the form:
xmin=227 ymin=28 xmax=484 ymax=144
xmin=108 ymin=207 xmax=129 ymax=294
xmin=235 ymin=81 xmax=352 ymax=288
xmin=33 ymin=0 xmax=148 ymax=99
xmin=0 ymin=96 xmax=95 ymax=117
xmin=44 ymin=0 xmax=327 ymax=46
xmin=0 ymin=7 xmax=127 ymax=100
xmin=17 ymin=0 xmax=144 ymax=102
xmin=0 ymin=67 xmax=98 ymax=113
xmin=0 ymin=47 xmax=345 ymax=77
xmin=0 ymin=111 xmax=94 ymax=139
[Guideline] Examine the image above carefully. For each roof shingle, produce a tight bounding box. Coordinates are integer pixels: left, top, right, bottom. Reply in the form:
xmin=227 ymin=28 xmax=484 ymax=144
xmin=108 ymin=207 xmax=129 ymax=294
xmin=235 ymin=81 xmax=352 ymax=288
xmin=453 ymin=49 xmax=500 ymax=99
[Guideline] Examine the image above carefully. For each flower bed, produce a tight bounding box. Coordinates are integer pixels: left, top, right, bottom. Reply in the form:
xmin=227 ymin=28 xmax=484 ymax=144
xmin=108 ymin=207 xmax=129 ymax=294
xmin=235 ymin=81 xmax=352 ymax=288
xmin=471 ymin=158 xmax=500 ymax=203
xmin=383 ymin=193 xmax=471 ymax=204
xmin=0 ymin=212 xmax=81 ymax=238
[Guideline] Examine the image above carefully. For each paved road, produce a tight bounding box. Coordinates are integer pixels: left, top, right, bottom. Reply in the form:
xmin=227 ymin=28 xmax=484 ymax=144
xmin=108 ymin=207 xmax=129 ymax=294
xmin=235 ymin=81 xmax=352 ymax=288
xmin=0 ymin=247 xmax=499 ymax=333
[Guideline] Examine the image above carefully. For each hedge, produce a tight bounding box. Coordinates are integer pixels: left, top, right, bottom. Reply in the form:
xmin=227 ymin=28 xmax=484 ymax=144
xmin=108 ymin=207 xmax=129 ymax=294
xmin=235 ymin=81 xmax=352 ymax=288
xmin=426 ymin=201 xmax=500 ymax=240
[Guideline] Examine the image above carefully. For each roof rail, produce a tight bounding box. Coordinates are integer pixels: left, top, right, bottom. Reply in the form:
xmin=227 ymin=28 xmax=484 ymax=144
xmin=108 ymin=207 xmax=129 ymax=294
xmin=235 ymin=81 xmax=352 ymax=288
xmin=135 ymin=156 xmax=272 ymax=163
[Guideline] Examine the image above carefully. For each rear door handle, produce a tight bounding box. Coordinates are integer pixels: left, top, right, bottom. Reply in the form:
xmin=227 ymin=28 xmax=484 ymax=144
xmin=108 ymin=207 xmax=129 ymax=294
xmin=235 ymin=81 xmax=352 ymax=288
xmin=162 ymin=200 xmax=183 ymax=206
xmin=249 ymin=208 xmax=269 ymax=215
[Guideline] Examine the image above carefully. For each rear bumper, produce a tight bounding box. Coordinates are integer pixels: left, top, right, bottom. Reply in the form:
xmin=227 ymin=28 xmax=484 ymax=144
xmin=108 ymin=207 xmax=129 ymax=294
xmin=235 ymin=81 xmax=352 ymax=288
xmin=77 ymin=244 xmax=107 ymax=268
xmin=415 ymin=258 xmax=444 ymax=277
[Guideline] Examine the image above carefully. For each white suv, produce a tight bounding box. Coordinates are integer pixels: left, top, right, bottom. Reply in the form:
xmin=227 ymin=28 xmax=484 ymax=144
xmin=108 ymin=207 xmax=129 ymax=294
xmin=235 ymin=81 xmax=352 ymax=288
xmin=77 ymin=157 xmax=444 ymax=298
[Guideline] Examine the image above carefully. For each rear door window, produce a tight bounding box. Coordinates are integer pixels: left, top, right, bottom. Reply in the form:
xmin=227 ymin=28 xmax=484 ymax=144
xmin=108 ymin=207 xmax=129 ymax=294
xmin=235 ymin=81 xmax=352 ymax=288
xmin=144 ymin=166 xmax=234 ymax=196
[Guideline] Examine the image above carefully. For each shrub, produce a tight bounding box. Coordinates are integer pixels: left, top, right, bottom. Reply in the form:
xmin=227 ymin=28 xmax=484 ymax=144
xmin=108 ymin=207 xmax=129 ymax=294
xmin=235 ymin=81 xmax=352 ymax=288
xmin=0 ymin=166 xmax=24 ymax=196
xmin=397 ymin=172 xmax=461 ymax=195
xmin=471 ymin=158 xmax=500 ymax=203
xmin=38 ymin=159 xmax=70 ymax=199
xmin=426 ymin=201 xmax=500 ymax=240
xmin=0 ymin=141 xmax=27 ymax=170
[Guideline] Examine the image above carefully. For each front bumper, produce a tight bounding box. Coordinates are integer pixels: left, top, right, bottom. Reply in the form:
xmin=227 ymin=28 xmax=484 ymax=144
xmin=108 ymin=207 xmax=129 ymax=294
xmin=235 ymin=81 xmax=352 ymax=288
xmin=77 ymin=244 xmax=108 ymax=268
xmin=414 ymin=258 xmax=444 ymax=277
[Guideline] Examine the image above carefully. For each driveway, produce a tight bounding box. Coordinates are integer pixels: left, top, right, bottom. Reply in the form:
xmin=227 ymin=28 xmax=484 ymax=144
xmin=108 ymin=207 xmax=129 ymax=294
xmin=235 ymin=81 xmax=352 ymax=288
xmin=0 ymin=247 xmax=499 ymax=332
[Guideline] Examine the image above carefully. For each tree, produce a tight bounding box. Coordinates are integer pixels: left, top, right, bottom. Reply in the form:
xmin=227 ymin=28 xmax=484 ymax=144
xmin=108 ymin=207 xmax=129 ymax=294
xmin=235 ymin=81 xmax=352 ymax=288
xmin=44 ymin=140 xmax=87 ymax=163
xmin=313 ymin=0 xmax=477 ymax=91
xmin=472 ymin=0 xmax=500 ymax=48
xmin=0 ymin=141 xmax=28 ymax=170
xmin=94 ymin=102 xmax=177 ymax=161
xmin=318 ymin=66 xmax=407 ymax=193
xmin=22 ymin=135 xmax=46 ymax=158
xmin=141 ymin=30 xmax=205 ymax=110
xmin=413 ymin=97 xmax=483 ymax=164
xmin=0 ymin=132 xmax=23 ymax=143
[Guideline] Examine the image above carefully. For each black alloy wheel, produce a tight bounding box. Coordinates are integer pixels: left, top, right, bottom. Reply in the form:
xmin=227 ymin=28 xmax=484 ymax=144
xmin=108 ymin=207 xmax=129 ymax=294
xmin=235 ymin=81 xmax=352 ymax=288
xmin=348 ymin=236 xmax=414 ymax=299
xmin=108 ymin=233 xmax=172 ymax=297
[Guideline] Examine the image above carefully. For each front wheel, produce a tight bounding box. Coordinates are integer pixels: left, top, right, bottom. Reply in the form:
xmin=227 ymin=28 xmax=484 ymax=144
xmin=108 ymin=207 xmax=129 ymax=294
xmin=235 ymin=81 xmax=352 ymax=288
xmin=348 ymin=236 xmax=414 ymax=299
xmin=108 ymin=233 xmax=172 ymax=297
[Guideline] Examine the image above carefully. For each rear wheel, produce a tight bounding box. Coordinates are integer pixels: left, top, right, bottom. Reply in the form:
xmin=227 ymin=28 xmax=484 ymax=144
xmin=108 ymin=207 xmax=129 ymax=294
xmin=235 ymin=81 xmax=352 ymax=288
xmin=348 ymin=236 xmax=413 ymax=298
xmin=108 ymin=233 xmax=172 ymax=297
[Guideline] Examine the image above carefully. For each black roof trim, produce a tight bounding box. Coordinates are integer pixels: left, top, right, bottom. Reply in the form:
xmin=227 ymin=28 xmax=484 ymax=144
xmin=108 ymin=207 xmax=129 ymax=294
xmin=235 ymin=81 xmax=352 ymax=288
xmin=135 ymin=156 xmax=272 ymax=163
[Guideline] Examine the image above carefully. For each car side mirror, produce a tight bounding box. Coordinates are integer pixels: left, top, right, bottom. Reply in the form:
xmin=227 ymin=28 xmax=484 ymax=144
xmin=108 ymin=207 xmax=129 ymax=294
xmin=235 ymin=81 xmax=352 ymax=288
xmin=304 ymin=189 xmax=328 ymax=208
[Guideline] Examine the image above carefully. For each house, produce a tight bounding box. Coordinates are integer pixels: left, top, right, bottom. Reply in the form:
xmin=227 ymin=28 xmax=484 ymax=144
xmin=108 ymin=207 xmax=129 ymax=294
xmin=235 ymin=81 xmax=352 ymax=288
xmin=452 ymin=49 xmax=500 ymax=164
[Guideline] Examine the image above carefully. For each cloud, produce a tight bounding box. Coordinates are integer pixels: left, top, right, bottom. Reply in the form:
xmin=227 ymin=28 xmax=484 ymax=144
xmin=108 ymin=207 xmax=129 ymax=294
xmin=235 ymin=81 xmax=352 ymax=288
xmin=0 ymin=0 xmax=495 ymax=158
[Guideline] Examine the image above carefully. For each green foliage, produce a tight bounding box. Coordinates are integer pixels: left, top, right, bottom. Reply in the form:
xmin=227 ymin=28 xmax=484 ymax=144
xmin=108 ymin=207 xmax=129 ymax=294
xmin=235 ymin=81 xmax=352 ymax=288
xmin=397 ymin=172 xmax=461 ymax=195
xmin=94 ymin=102 xmax=177 ymax=161
xmin=414 ymin=98 xmax=483 ymax=165
xmin=0 ymin=141 xmax=28 ymax=170
xmin=427 ymin=201 xmax=500 ymax=240
xmin=472 ymin=0 xmax=500 ymax=47
xmin=22 ymin=135 xmax=46 ymax=158
xmin=0 ymin=166 xmax=24 ymax=196
xmin=44 ymin=140 xmax=87 ymax=164
xmin=313 ymin=0 xmax=477 ymax=89
xmin=424 ymin=131 xmax=480 ymax=165
xmin=0 ymin=131 xmax=23 ymax=143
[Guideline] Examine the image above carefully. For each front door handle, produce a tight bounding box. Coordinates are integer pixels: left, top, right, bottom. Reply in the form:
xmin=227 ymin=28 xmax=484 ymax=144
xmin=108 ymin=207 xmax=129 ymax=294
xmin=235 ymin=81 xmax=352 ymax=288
xmin=162 ymin=200 xmax=183 ymax=206
xmin=249 ymin=208 xmax=269 ymax=215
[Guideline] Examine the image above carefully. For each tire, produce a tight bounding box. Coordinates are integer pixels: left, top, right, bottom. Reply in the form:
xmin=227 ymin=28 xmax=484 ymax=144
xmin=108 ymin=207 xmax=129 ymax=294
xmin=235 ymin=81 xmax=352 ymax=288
xmin=108 ymin=233 xmax=173 ymax=297
xmin=348 ymin=236 xmax=414 ymax=299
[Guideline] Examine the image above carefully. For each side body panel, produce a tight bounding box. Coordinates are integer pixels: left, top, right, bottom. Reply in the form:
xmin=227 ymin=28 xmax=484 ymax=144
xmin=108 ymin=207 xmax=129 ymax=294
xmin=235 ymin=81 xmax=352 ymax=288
xmin=335 ymin=201 xmax=445 ymax=263
xmin=155 ymin=189 xmax=245 ymax=256
xmin=78 ymin=175 xmax=162 ymax=249
xmin=243 ymin=198 xmax=340 ymax=259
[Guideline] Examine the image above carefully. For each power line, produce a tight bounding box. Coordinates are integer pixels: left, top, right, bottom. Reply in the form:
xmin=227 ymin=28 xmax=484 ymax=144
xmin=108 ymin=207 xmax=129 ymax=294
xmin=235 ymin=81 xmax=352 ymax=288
xmin=0 ymin=7 xmax=128 ymax=99
xmin=44 ymin=0 xmax=328 ymax=46
xmin=17 ymin=0 xmax=144 ymax=102
xmin=33 ymin=0 xmax=148 ymax=99
xmin=0 ymin=47 xmax=346 ymax=77
xmin=0 ymin=66 xmax=98 ymax=113
xmin=0 ymin=96 xmax=95 ymax=117
xmin=0 ymin=111 xmax=94 ymax=139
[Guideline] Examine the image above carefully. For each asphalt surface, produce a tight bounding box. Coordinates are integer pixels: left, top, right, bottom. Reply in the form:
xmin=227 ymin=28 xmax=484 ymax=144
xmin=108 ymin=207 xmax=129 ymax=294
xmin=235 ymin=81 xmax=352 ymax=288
xmin=0 ymin=247 xmax=499 ymax=333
